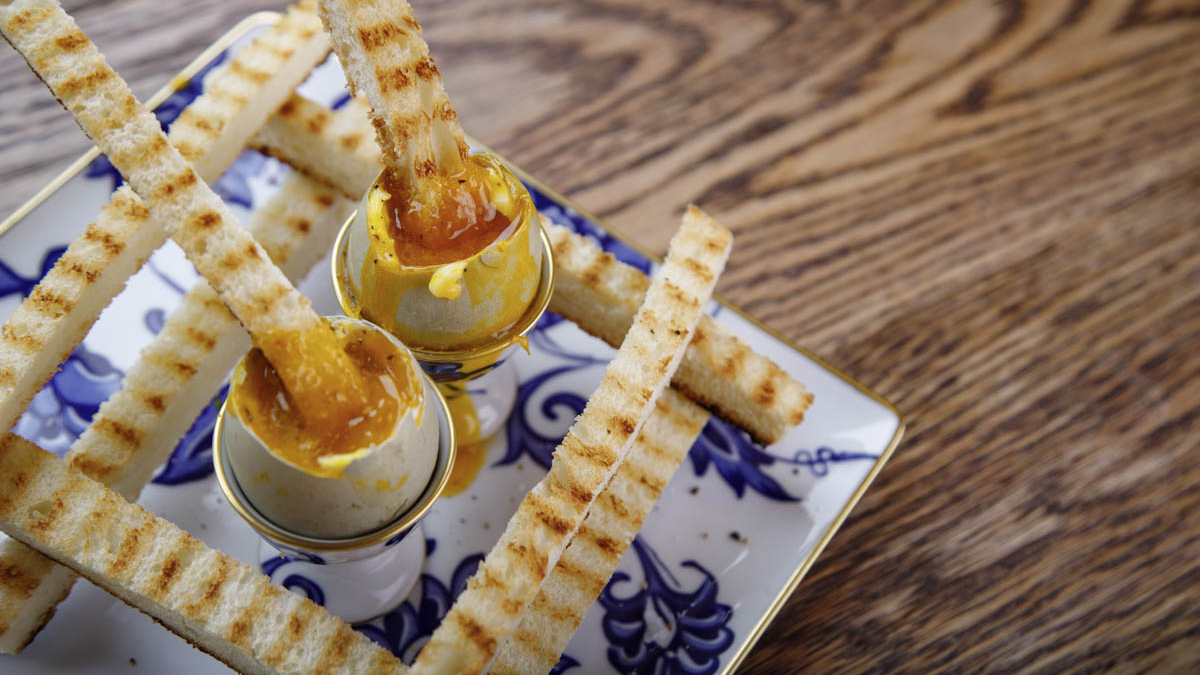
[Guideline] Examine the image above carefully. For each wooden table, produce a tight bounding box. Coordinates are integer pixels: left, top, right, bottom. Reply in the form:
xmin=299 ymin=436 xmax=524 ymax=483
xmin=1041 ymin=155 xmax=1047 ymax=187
xmin=3 ymin=0 xmax=1199 ymax=672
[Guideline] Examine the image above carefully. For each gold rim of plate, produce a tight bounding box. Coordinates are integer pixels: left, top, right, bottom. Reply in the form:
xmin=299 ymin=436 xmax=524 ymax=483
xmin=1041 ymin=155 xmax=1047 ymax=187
xmin=0 ymin=11 xmax=906 ymax=673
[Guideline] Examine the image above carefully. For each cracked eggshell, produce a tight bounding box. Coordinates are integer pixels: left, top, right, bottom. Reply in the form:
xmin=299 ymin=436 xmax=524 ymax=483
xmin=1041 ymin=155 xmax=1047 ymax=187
xmin=340 ymin=156 xmax=543 ymax=351
xmin=223 ymin=327 xmax=439 ymax=539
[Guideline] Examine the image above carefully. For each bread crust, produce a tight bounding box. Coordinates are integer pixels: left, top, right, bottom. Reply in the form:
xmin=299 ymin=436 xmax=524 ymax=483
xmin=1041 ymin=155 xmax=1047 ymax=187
xmin=409 ymin=207 xmax=731 ymax=675
xmin=490 ymin=388 xmax=710 ymax=675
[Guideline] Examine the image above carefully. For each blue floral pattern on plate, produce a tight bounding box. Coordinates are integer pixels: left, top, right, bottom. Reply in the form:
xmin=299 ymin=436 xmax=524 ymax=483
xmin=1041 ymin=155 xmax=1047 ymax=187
xmin=13 ymin=345 xmax=123 ymax=456
xmin=600 ymin=536 xmax=733 ymax=675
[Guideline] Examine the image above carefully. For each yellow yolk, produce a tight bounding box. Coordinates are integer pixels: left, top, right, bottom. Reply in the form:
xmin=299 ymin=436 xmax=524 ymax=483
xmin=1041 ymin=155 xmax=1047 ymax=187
xmin=355 ymin=153 xmax=543 ymax=352
xmin=378 ymin=156 xmax=519 ymax=267
xmin=231 ymin=322 xmax=423 ymax=477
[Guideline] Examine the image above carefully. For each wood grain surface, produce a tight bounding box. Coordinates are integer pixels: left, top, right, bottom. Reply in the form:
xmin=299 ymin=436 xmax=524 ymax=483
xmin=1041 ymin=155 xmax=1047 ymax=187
xmin=3 ymin=0 xmax=1200 ymax=672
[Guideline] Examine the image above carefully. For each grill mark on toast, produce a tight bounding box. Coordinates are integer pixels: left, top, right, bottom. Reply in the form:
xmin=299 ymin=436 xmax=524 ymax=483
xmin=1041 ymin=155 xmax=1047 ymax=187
xmin=142 ymin=392 xmax=167 ymax=413
xmin=505 ymin=540 xmax=547 ymax=579
xmin=413 ymin=56 xmax=439 ymax=82
xmin=1 ymin=326 xmax=44 ymax=353
xmin=511 ymin=626 xmax=559 ymax=661
xmin=288 ymin=216 xmax=312 ymax=234
xmin=68 ymin=454 xmax=119 ymax=480
xmin=4 ymin=7 xmax=53 ymax=34
xmin=375 ymin=65 xmax=412 ymax=93
xmin=228 ymin=59 xmax=272 ymax=85
xmin=183 ymin=326 xmax=218 ymax=350
xmin=305 ymin=109 xmax=331 ymax=134
xmin=92 ymin=418 xmax=144 ymax=448
xmin=227 ymin=582 xmax=268 ymax=649
xmin=53 ymin=28 xmax=88 ymax=52
xmin=192 ymin=210 xmax=221 ymax=229
xmin=452 ymin=607 xmax=497 ymax=655
xmin=610 ymin=415 xmax=636 ymax=437
xmin=0 ymin=560 xmax=40 ymax=599
xmin=186 ymin=556 xmax=232 ymax=618
xmin=530 ymin=592 xmax=580 ymax=624
xmin=561 ymin=434 xmax=617 ymax=468
xmin=153 ymin=552 xmax=184 ymax=601
xmin=524 ymin=492 xmax=572 ymax=537
xmin=599 ymin=489 xmax=635 ymax=523
xmin=153 ymin=169 xmax=199 ymax=201
xmin=27 ymin=288 xmax=75 ymax=317
xmin=107 ymin=522 xmax=149 ymax=578
xmin=219 ymin=251 xmax=244 ymax=272
xmin=81 ymin=224 xmax=125 ymax=256
xmin=547 ymin=555 xmax=600 ymax=588
xmin=63 ymin=257 xmax=101 ymax=282
xmin=265 ymin=600 xmax=317 ymax=665
xmin=313 ymin=623 xmax=358 ymax=672
xmin=56 ymin=67 xmax=114 ymax=99
xmin=754 ymin=376 xmax=777 ymax=407
xmin=358 ymin=21 xmax=408 ymax=51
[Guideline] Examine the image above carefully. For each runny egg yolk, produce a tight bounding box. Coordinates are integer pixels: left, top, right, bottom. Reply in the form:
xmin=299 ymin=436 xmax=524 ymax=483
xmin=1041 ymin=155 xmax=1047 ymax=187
xmin=232 ymin=322 xmax=422 ymax=477
xmin=378 ymin=154 xmax=519 ymax=267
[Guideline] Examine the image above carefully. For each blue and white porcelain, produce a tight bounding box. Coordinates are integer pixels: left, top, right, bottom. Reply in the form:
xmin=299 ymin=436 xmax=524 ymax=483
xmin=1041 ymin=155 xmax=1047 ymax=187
xmin=0 ymin=13 xmax=903 ymax=675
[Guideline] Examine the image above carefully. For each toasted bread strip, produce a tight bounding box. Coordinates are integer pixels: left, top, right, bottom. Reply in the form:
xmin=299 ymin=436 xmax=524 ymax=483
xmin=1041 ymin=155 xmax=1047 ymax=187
xmin=544 ymin=220 xmax=813 ymax=444
xmin=410 ymin=207 xmax=731 ymax=675
xmin=250 ymin=96 xmax=812 ymax=444
xmin=0 ymin=173 xmax=353 ymax=654
xmin=0 ymin=0 xmax=363 ymax=428
xmin=491 ymin=388 xmax=710 ymax=675
xmin=0 ymin=433 xmax=409 ymax=675
xmin=0 ymin=1 xmax=330 ymax=440
xmin=314 ymin=0 xmax=467 ymax=181
xmin=255 ymin=94 xmax=381 ymax=200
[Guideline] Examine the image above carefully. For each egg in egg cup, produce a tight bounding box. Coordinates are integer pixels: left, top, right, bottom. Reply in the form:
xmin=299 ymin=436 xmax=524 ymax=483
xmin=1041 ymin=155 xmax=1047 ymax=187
xmin=332 ymin=154 xmax=554 ymax=478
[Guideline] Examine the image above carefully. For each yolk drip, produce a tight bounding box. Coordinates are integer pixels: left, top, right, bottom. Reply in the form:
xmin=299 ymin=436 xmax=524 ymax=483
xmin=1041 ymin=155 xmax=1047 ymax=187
xmin=379 ymin=155 xmax=519 ymax=267
xmin=233 ymin=322 xmax=422 ymax=477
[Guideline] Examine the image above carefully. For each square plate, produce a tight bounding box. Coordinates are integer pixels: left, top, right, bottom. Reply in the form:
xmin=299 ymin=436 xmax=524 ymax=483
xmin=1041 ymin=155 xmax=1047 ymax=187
xmin=0 ymin=13 xmax=903 ymax=675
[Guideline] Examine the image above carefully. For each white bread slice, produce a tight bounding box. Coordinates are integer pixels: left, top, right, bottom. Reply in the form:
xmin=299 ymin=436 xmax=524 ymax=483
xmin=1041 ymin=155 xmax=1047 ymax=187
xmin=0 ymin=0 xmax=330 ymax=440
xmin=249 ymin=99 xmax=812 ymax=444
xmin=254 ymin=93 xmax=381 ymax=200
xmin=544 ymin=220 xmax=814 ymax=445
xmin=409 ymin=207 xmax=731 ymax=675
xmin=490 ymin=387 xmax=710 ymax=675
xmin=313 ymin=0 xmax=467 ymax=180
xmin=0 ymin=0 xmax=363 ymax=425
xmin=0 ymin=173 xmax=353 ymax=654
xmin=0 ymin=432 xmax=410 ymax=675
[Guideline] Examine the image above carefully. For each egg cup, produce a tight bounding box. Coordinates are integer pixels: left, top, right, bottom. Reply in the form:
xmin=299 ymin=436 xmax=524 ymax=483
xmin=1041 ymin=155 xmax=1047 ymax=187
xmin=212 ymin=336 xmax=456 ymax=624
xmin=331 ymin=161 xmax=555 ymax=445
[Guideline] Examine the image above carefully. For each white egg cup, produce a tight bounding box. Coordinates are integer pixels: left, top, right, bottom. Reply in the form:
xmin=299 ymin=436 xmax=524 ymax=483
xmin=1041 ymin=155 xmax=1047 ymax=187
xmin=212 ymin=362 xmax=456 ymax=624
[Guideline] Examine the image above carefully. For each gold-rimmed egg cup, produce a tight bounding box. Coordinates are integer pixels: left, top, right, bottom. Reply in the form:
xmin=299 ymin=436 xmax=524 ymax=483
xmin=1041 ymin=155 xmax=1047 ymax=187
xmin=212 ymin=322 xmax=456 ymax=623
xmin=331 ymin=157 xmax=555 ymax=446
